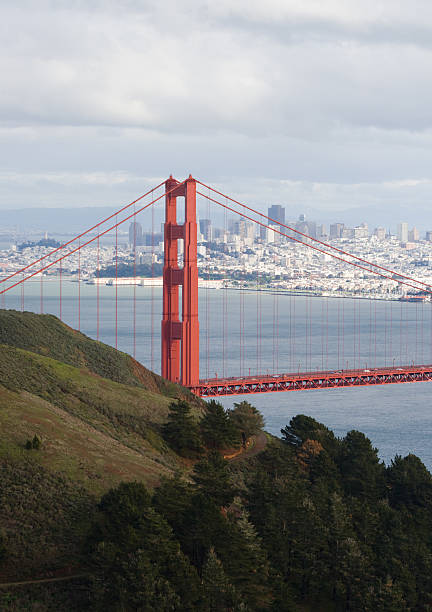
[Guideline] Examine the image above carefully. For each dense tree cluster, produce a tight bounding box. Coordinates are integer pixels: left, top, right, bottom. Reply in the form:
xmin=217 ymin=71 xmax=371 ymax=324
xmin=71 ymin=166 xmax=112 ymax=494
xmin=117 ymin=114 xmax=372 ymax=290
xmin=249 ymin=414 xmax=432 ymax=610
xmin=162 ymin=399 xmax=263 ymax=457
xmin=89 ymin=411 xmax=432 ymax=611
xmin=3 ymin=401 xmax=432 ymax=611
xmin=88 ymin=454 xmax=272 ymax=611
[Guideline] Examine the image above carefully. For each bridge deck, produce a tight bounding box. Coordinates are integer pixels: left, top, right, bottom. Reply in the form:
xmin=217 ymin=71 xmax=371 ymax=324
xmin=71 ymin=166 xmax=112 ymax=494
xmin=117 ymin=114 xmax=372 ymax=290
xmin=189 ymin=365 xmax=432 ymax=397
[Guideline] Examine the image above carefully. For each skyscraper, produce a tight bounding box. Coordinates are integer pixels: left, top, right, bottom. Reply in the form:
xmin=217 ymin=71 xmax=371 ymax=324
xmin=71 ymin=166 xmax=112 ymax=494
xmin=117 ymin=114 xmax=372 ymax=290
xmin=330 ymin=223 xmax=344 ymax=238
xmin=408 ymin=227 xmax=419 ymax=242
xmin=129 ymin=221 xmax=143 ymax=246
xmin=268 ymin=205 xmax=285 ymax=225
xmin=199 ymin=219 xmax=212 ymax=241
xmin=373 ymin=227 xmax=386 ymax=240
xmin=397 ymin=222 xmax=408 ymax=243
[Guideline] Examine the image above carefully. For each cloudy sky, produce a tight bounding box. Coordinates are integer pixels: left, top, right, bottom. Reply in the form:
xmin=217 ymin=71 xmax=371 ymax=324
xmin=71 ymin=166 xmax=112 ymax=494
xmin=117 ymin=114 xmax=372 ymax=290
xmin=1 ymin=0 xmax=432 ymax=224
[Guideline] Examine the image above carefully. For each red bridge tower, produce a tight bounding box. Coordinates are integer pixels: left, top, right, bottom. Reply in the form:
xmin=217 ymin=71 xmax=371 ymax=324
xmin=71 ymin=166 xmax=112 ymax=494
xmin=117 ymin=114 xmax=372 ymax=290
xmin=161 ymin=175 xmax=199 ymax=387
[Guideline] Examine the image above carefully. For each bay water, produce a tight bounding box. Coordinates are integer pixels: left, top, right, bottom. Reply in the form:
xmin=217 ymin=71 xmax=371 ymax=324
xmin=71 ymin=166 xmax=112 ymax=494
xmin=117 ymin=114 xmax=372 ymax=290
xmin=3 ymin=279 xmax=432 ymax=468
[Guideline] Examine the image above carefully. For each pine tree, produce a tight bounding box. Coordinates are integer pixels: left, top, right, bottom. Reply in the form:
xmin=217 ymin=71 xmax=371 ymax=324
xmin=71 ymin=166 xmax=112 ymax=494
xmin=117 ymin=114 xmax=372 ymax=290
xmin=162 ymin=400 xmax=203 ymax=458
xmin=201 ymin=400 xmax=240 ymax=450
xmin=228 ymin=401 xmax=264 ymax=439
xmin=202 ymin=547 xmax=238 ymax=611
xmin=192 ymin=451 xmax=237 ymax=507
xmin=87 ymin=481 xmax=200 ymax=610
xmin=32 ymin=434 xmax=41 ymax=449
xmin=224 ymin=498 xmax=273 ymax=610
xmin=0 ymin=530 xmax=6 ymax=562
xmin=387 ymin=454 xmax=432 ymax=510
xmin=338 ymin=430 xmax=385 ymax=502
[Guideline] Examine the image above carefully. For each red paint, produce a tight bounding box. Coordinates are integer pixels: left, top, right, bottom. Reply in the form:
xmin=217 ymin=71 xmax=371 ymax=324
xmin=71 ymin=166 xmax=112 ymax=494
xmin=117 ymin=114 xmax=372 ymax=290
xmin=191 ymin=365 xmax=432 ymax=397
xmin=161 ymin=176 xmax=199 ymax=387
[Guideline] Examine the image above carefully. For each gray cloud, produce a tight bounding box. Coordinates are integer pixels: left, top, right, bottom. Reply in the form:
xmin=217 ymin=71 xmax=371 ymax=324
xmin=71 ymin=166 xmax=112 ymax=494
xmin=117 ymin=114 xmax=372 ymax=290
xmin=0 ymin=0 xmax=432 ymax=222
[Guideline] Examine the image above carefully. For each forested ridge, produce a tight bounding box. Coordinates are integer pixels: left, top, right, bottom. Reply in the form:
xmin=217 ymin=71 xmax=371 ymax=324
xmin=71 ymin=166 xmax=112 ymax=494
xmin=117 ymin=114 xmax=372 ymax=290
xmin=3 ymin=407 xmax=432 ymax=611
xmin=0 ymin=311 xmax=431 ymax=610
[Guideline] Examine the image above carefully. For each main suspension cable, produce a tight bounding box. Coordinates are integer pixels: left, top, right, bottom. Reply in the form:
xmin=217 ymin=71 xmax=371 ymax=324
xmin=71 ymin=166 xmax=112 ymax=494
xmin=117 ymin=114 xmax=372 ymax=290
xmin=196 ymin=190 xmax=432 ymax=296
xmin=196 ymin=180 xmax=432 ymax=293
xmin=0 ymin=181 xmax=166 ymax=287
xmin=1 ymin=181 xmax=186 ymax=295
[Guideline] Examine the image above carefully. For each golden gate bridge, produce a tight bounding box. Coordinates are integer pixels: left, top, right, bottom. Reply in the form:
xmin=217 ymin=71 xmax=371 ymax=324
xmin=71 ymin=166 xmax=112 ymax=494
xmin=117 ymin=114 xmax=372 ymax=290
xmin=2 ymin=175 xmax=432 ymax=397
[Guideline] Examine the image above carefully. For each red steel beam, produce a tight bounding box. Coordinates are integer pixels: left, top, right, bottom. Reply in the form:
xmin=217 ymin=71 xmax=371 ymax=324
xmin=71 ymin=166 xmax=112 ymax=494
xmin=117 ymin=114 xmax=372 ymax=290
xmin=189 ymin=365 xmax=432 ymax=397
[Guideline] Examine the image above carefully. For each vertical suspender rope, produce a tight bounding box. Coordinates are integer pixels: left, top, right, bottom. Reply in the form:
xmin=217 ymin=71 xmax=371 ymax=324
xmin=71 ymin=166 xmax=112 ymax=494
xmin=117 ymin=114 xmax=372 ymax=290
xmin=399 ymin=299 xmax=403 ymax=364
xmin=256 ymin=263 xmax=259 ymax=374
xmin=325 ymin=295 xmax=329 ymax=370
xmin=222 ymin=201 xmax=228 ymax=379
xmin=115 ymin=218 xmax=118 ymax=350
xmin=59 ymin=257 xmax=62 ymax=321
xmin=342 ymin=298 xmax=345 ymax=369
xmin=369 ymin=298 xmax=372 ymax=367
xmin=206 ymin=190 xmax=210 ymax=379
xmin=133 ymin=206 xmax=137 ymax=359
xmin=78 ymin=238 xmax=81 ymax=331
xmin=289 ymin=286 xmax=292 ymax=371
xmin=374 ymin=297 xmax=377 ymax=368
xmin=384 ymin=299 xmax=387 ymax=367
xmin=276 ymin=268 xmax=279 ymax=373
xmin=389 ymin=296 xmax=394 ymax=365
xmin=389 ymin=298 xmax=393 ymax=367
xmin=293 ymin=290 xmax=296 ymax=372
xmin=405 ymin=302 xmax=409 ymax=365
xmin=358 ymin=297 xmax=361 ymax=369
xmin=321 ymin=297 xmax=324 ymax=370
xmin=337 ymin=298 xmax=340 ymax=370
xmin=259 ymin=257 xmax=262 ymax=374
xmin=430 ymin=299 xmax=432 ymax=364
xmin=421 ymin=298 xmax=424 ymax=364
xmin=308 ymin=293 xmax=311 ymax=370
xmin=273 ymin=270 xmax=276 ymax=374
xmin=240 ymin=228 xmax=245 ymax=377
xmin=97 ymin=235 xmax=100 ymax=341
xmin=40 ymin=266 xmax=43 ymax=314
xmin=353 ymin=297 xmax=356 ymax=370
xmin=239 ymin=274 xmax=243 ymax=377
xmin=304 ymin=294 xmax=308 ymax=371
xmin=151 ymin=199 xmax=154 ymax=371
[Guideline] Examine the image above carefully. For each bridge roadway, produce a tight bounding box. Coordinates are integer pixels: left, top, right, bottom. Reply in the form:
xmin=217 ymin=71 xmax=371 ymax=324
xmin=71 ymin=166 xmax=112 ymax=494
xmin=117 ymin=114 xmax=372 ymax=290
xmin=190 ymin=364 xmax=432 ymax=397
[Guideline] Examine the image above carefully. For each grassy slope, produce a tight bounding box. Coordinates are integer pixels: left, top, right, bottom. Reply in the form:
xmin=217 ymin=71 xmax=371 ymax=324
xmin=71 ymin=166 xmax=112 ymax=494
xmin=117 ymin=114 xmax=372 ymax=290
xmin=0 ymin=309 xmax=200 ymax=405
xmin=0 ymin=310 xmax=206 ymax=582
xmin=0 ymin=343 xmax=197 ymax=493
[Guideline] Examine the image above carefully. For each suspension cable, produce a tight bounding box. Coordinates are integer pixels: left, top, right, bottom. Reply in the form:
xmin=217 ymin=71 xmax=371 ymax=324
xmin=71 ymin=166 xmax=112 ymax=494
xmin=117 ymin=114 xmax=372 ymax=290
xmin=196 ymin=180 xmax=432 ymax=293
xmin=0 ymin=181 xmax=187 ymax=295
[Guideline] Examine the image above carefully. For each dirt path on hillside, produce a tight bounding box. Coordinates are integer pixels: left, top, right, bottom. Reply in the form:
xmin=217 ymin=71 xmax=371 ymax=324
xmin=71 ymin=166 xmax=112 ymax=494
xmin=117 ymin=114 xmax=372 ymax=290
xmin=224 ymin=431 xmax=268 ymax=462
xmin=0 ymin=574 xmax=87 ymax=588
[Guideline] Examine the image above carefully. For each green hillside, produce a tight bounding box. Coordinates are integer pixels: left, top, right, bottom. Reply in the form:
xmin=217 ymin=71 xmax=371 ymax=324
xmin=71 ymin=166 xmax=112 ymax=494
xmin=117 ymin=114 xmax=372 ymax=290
xmin=0 ymin=309 xmax=198 ymax=402
xmin=0 ymin=309 xmax=208 ymax=586
xmin=3 ymin=310 xmax=432 ymax=611
xmin=0 ymin=311 xmax=206 ymax=496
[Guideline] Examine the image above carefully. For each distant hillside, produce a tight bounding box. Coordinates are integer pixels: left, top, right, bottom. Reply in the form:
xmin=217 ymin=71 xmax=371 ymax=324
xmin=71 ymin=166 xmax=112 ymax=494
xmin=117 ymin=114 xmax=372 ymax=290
xmin=0 ymin=206 xmax=118 ymax=234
